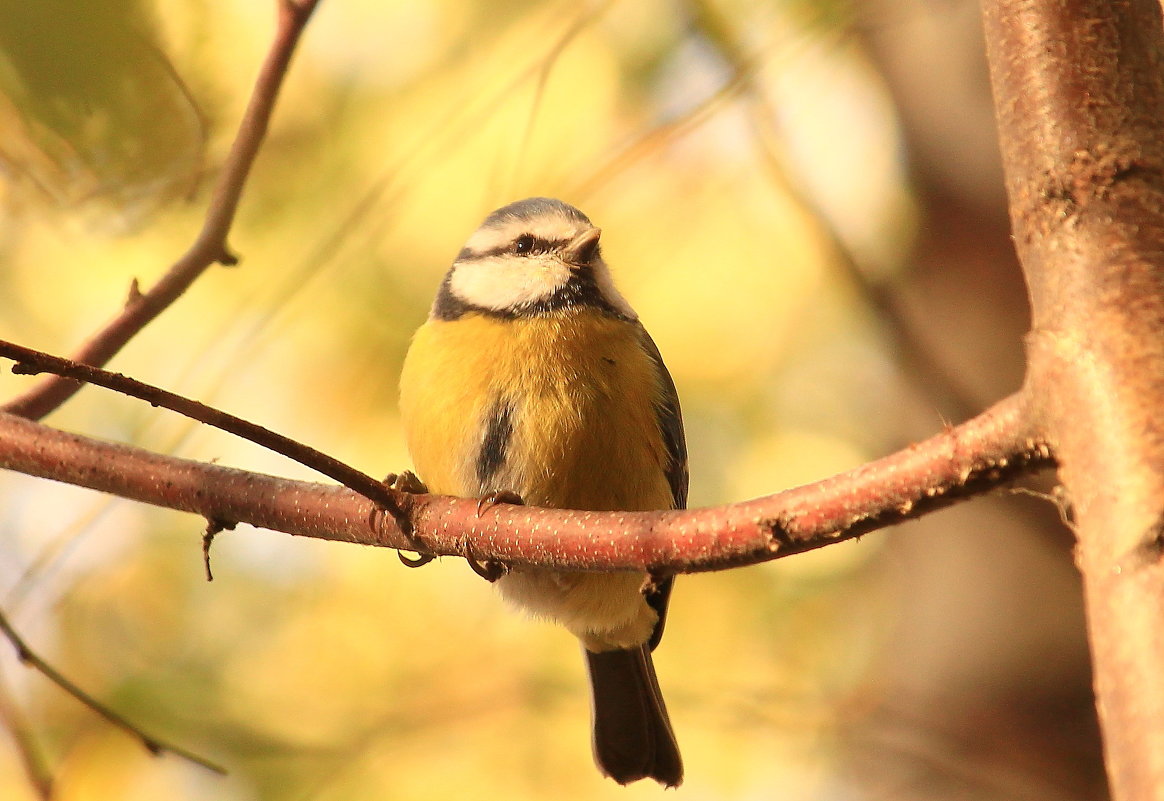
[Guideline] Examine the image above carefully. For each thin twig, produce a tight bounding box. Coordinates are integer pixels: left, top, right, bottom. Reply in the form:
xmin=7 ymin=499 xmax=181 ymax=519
xmin=0 ymin=668 xmax=54 ymax=800
xmin=0 ymin=606 xmax=225 ymax=774
xmin=202 ymin=519 xmax=236 ymax=582
xmin=565 ymin=42 xmax=760 ymax=201
xmin=0 ymin=339 xmax=404 ymax=522
xmin=505 ymin=1 xmax=613 ymax=193
xmin=3 ymin=0 xmax=323 ymax=421
xmin=688 ymin=0 xmax=981 ymax=422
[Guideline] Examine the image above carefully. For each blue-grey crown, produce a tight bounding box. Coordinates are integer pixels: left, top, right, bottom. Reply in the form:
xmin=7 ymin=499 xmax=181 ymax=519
xmin=481 ymin=197 xmax=591 ymax=228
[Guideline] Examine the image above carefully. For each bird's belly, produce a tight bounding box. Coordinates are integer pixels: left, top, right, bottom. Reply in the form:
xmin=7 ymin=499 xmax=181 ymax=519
xmin=497 ymin=569 xmax=656 ymax=651
xmin=399 ymin=312 xmax=673 ymax=649
xmin=483 ymin=358 xmax=668 ymax=650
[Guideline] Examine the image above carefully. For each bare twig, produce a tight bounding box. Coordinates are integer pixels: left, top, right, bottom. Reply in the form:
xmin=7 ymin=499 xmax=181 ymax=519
xmin=566 ymin=43 xmax=759 ymax=201
xmin=2 ymin=0 xmax=323 ymax=421
xmin=688 ymin=0 xmax=981 ymax=422
xmin=0 ymin=669 xmax=54 ymax=800
xmin=6 ymin=499 xmax=117 ymax=610
xmin=202 ymin=519 xmax=235 ymax=582
xmin=0 ymin=606 xmax=225 ymax=774
xmin=0 ymin=339 xmax=404 ymax=522
xmin=0 ymin=392 xmax=1052 ymax=572
xmin=505 ymin=1 xmax=613 ymax=193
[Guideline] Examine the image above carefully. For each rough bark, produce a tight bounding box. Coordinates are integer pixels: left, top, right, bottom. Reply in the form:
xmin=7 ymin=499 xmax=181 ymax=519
xmin=982 ymin=1 xmax=1164 ymax=798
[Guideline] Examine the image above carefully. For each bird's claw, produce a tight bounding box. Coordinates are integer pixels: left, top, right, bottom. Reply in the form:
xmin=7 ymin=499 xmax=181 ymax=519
xmin=398 ymin=551 xmax=435 ymax=568
xmin=462 ymin=539 xmax=508 ymax=582
xmin=465 ymin=491 xmax=520 ymax=579
xmin=467 ymin=556 xmax=508 ymax=582
xmin=384 ymin=470 xmax=428 ymax=494
xmin=382 ymin=471 xmax=432 ymax=565
xmin=476 ymin=489 xmax=524 ymax=517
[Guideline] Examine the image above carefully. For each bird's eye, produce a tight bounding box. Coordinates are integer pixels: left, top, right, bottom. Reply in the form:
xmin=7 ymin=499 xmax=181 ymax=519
xmin=513 ymin=235 xmax=535 ymax=255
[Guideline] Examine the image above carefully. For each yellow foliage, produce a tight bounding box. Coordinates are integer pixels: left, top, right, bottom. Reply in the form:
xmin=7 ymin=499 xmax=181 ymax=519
xmin=0 ymin=1 xmax=916 ymax=799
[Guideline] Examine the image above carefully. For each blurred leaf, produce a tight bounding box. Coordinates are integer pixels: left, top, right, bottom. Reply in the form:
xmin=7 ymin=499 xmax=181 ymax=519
xmin=0 ymin=0 xmax=205 ymax=231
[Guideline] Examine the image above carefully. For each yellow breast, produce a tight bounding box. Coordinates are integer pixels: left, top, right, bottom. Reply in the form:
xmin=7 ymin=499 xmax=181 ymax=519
xmin=399 ymin=311 xmax=674 ymax=513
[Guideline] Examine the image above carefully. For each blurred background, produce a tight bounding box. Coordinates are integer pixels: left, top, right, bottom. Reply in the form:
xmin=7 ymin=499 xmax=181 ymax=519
xmin=0 ymin=0 xmax=1105 ymax=799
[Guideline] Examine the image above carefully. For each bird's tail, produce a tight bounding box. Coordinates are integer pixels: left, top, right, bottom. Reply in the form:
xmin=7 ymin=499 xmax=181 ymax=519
xmin=585 ymin=645 xmax=683 ymax=787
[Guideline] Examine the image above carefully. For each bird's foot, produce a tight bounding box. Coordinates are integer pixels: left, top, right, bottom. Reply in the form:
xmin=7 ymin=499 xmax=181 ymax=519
xmin=475 ymin=489 xmax=524 ymax=517
xmin=384 ymin=470 xmax=428 ymax=494
xmin=383 ymin=471 xmax=435 ymax=567
xmin=462 ymin=538 xmax=508 ymax=583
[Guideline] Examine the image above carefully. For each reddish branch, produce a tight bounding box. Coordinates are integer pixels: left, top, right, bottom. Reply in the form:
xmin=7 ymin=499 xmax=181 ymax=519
xmin=0 ymin=391 xmax=1050 ymax=572
xmin=982 ymin=1 xmax=1164 ymax=799
xmin=2 ymin=0 xmax=322 ymax=422
xmin=0 ymin=0 xmax=325 ymax=781
xmin=0 ymin=339 xmax=403 ymax=520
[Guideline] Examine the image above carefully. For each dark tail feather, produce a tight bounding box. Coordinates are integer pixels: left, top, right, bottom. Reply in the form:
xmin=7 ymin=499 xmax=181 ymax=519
xmin=585 ymin=646 xmax=683 ymax=787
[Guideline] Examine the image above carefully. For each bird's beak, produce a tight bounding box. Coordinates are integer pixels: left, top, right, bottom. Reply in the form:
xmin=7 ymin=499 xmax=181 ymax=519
xmin=563 ymin=226 xmax=601 ymax=265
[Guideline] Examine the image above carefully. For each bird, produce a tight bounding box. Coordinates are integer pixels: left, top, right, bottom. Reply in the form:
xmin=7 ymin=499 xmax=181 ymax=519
xmin=398 ymin=197 xmax=686 ymax=787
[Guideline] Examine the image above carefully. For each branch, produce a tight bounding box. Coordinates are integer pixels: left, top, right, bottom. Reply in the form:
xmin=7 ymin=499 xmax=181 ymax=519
xmin=0 ymin=392 xmax=1051 ymax=573
xmin=2 ymin=0 xmax=323 ymax=422
xmin=0 ymin=339 xmax=404 ymax=522
xmin=0 ymin=607 xmax=224 ymax=774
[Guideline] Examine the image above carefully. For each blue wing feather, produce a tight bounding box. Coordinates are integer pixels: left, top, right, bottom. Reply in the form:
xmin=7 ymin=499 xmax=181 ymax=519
xmin=636 ymin=324 xmax=687 ymax=651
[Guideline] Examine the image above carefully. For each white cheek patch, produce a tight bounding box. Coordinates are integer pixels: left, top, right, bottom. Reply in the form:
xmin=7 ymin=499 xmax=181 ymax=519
xmin=449 ymin=255 xmax=571 ymax=311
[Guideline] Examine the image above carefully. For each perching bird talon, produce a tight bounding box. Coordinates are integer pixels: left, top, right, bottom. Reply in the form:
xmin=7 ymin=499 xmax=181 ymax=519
xmin=467 ymin=557 xmax=507 ymax=582
xmin=461 ymin=540 xmax=508 ymax=582
xmin=476 ymin=489 xmax=524 ymax=517
xmin=384 ymin=470 xmax=428 ymax=494
xmin=377 ymin=472 xmax=430 ymax=556
xmin=398 ymin=550 xmax=435 ymax=568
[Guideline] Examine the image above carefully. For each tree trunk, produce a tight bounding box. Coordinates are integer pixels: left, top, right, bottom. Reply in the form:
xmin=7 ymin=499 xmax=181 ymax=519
xmin=982 ymin=1 xmax=1164 ymax=798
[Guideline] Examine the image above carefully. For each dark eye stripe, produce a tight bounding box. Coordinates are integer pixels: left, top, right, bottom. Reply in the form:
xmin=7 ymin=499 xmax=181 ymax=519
xmin=455 ymin=237 xmax=572 ymax=263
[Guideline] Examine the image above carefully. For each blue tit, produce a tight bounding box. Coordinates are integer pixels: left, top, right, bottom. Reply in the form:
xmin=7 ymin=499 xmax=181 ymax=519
xmin=399 ymin=197 xmax=687 ymax=787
